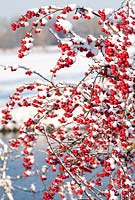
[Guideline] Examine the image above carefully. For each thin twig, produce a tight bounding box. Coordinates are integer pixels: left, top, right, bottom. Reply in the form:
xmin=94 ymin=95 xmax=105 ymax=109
xmin=19 ymin=65 xmax=55 ymax=87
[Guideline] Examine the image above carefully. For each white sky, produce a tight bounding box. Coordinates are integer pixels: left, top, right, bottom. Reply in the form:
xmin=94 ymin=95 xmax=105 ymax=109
xmin=1 ymin=0 xmax=123 ymax=19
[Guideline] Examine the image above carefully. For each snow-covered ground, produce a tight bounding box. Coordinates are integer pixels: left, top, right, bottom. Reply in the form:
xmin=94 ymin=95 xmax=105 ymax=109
xmin=0 ymin=47 xmax=90 ymax=128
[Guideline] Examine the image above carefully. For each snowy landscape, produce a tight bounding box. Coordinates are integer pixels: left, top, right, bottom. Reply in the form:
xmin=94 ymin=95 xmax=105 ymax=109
xmin=0 ymin=47 xmax=90 ymax=127
xmin=0 ymin=1 xmax=135 ymax=199
xmin=0 ymin=47 xmax=89 ymax=104
xmin=0 ymin=47 xmax=94 ymax=200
